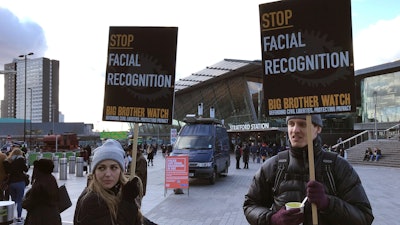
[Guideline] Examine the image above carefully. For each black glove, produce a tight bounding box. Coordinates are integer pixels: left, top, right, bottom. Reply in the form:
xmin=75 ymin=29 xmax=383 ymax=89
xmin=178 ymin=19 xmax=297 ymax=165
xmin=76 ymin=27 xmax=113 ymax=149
xmin=270 ymin=207 xmax=303 ymax=225
xmin=121 ymin=177 xmax=140 ymax=202
xmin=307 ymin=180 xmax=329 ymax=210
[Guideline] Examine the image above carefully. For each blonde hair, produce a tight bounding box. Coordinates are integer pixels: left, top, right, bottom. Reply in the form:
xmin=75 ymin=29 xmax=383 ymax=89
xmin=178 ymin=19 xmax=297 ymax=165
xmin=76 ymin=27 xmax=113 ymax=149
xmin=84 ymin=165 xmax=144 ymax=224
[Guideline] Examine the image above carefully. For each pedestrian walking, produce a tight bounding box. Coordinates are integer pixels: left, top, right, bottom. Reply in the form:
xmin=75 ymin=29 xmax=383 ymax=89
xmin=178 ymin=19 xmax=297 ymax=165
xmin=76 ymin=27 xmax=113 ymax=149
xmin=147 ymin=145 xmax=155 ymax=166
xmin=135 ymin=145 xmax=147 ymax=197
xmin=3 ymin=148 xmax=29 ymax=223
xmin=243 ymin=143 xmax=250 ymax=169
xmin=250 ymin=143 xmax=259 ymax=163
xmin=235 ymin=144 xmax=242 ymax=169
xmin=0 ymin=151 xmax=8 ymax=200
xmin=23 ymin=158 xmax=61 ymax=225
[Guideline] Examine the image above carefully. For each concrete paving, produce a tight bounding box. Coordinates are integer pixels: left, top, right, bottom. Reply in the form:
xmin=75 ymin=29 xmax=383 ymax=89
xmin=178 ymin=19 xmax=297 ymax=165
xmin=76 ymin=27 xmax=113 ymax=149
xmin=11 ymin=152 xmax=400 ymax=225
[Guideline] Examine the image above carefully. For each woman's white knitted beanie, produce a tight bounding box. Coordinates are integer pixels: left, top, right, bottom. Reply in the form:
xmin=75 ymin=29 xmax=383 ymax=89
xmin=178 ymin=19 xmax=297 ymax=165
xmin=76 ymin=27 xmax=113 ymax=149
xmin=91 ymin=139 xmax=125 ymax=173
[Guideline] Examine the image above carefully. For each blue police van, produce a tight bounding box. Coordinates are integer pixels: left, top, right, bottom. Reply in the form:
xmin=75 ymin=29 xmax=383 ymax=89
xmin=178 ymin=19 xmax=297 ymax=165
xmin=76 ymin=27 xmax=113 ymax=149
xmin=171 ymin=116 xmax=231 ymax=184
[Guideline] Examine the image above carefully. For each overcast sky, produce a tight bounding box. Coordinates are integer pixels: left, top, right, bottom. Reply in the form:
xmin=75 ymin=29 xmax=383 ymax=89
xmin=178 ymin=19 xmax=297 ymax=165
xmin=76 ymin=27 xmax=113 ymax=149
xmin=0 ymin=0 xmax=399 ymax=132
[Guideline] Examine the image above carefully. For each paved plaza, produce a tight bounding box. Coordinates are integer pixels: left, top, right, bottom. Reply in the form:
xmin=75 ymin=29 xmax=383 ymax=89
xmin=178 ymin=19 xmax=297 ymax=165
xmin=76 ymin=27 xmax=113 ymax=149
xmin=12 ymin=152 xmax=400 ymax=225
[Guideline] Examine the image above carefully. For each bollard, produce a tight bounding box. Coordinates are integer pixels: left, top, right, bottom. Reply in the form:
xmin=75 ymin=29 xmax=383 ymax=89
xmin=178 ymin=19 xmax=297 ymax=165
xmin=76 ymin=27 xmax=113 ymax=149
xmin=53 ymin=156 xmax=59 ymax=173
xmin=36 ymin=153 xmax=43 ymax=161
xmin=69 ymin=156 xmax=76 ymax=174
xmin=59 ymin=158 xmax=68 ymax=180
xmin=76 ymin=157 xmax=84 ymax=177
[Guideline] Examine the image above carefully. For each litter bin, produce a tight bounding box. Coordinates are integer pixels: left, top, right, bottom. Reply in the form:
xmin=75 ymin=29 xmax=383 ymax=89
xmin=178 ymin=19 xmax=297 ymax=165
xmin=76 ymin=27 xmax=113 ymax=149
xmin=69 ymin=156 xmax=76 ymax=174
xmin=53 ymin=156 xmax=59 ymax=173
xmin=59 ymin=158 xmax=68 ymax=180
xmin=76 ymin=157 xmax=84 ymax=177
xmin=0 ymin=201 xmax=15 ymax=224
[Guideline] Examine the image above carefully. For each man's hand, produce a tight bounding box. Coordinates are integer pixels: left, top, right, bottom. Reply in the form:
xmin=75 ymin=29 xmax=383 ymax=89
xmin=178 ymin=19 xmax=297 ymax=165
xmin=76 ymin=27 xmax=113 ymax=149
xmin=307 ymin=180 xmax=329 ymax=210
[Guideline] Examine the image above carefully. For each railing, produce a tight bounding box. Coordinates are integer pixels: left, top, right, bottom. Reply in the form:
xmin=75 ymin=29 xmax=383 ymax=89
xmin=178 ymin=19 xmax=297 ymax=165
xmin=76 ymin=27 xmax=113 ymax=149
xmin=332 ymin=130 xmax=370 ymax=150
xmin=385 ymin=124 xmax=400 ymax=140
xmin=332 ymin=123 xmax=400 ymax=150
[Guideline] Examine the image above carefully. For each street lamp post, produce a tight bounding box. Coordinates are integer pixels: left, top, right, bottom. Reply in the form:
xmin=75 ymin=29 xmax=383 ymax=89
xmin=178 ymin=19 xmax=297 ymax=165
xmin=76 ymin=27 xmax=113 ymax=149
xmin=373 ymin=91 xmax=378 ymax=140
xmin=19 ymin=52 xmax=34 ymax=145
xmin=28 ymin=88 xmax=33 ymax=150
xmin=52 ymin=104 xmax=58 ymax=152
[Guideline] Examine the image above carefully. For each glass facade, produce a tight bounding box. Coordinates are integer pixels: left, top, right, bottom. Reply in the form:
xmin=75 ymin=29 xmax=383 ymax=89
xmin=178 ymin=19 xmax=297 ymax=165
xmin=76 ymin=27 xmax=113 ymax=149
xmin=361 ymin=71 xmax=400 ymax=123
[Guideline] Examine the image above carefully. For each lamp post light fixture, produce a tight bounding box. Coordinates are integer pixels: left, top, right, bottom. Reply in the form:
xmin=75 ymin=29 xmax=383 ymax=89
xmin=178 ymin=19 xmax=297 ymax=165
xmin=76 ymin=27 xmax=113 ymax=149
xmin=373 ymin=91 xmax=378 ymax=141
xmin=19 ymin=52 xmax=34 ymax=145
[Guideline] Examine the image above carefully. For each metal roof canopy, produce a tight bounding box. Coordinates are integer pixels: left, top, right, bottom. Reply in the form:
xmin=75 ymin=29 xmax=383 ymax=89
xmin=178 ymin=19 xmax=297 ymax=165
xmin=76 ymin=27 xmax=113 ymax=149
xmin=174 ymin=59 xmax=256 ymax=92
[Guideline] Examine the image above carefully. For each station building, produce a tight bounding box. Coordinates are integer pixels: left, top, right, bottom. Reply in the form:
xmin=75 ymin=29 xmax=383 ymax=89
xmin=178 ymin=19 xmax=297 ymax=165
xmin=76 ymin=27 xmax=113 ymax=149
xmin=169 ymin=58 xmax=400 ymax=147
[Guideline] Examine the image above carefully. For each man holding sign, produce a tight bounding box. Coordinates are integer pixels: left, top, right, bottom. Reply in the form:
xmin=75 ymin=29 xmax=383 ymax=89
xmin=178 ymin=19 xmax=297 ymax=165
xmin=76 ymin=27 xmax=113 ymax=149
xmin=243 ymin=114 xmax=373 ymax=225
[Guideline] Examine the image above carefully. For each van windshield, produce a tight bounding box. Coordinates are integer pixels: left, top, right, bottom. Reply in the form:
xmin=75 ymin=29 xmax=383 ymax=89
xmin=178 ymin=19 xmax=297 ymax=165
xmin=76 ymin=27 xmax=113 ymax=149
xmin=179 ymin=124 xmax=213 ymax=135
xmin=175 ymin=136 xmax=213 ymax=150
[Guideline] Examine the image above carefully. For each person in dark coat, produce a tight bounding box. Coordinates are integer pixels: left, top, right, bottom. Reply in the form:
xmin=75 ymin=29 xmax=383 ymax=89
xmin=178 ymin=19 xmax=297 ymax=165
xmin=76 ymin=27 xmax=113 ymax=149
xmin=242 ymin=143 xmax=250 ymax=169
xmin=3 ymin=148 xmax=28 ymax=222
xmin=147 ymin=145 xmax=155 ymax=166
xmin=135 ymin=147 xmax=147 ymax=197
xmin=235 ymin=144 xmax=242 ymax=169
xmin=0 ymin=151 xmax=8 ymax=200
xmin=74 ymin=139 xmax=143 ymax=225
xmin=243 ymin=114 xmax=374 ymax=225
xmin=23 ymin=158 xmax=61 ymax=225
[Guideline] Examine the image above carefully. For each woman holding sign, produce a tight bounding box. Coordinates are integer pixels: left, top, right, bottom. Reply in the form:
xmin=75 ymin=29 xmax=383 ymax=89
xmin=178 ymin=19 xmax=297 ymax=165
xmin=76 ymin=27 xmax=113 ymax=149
xmin=243 ymin=114 xmax=374 ymax=225
xmin=74 ymin=139 xmax=143 ymax=225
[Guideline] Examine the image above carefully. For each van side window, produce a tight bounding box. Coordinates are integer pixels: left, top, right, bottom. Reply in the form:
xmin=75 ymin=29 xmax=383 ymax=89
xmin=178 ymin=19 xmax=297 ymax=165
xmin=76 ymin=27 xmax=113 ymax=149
xmin=216 ymin=126 xmax=228 ymax=151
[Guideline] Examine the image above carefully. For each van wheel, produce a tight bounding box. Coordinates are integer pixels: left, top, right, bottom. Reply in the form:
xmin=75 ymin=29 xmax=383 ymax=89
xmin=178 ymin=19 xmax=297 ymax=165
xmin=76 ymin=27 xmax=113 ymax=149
xmin=209 ymin=169 xmax=217 ymax=184
xmin=219 ymin=164 xmax=229 ymax=177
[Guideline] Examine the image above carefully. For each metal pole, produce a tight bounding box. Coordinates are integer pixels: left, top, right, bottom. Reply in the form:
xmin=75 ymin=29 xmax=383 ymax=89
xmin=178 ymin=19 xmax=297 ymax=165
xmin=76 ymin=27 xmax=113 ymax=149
xmin=52 ymin=104 xmax=58 ymax=152
xmin=52 ymin=104 xmax=55 ymax=134
xmin=373 ymin=91 xmax=377 ymax=140
xmin=29 ymin=88 xmax=32 ymax=150
xmin=23 ymin=56 xmax=27 ymax=144
xmin=19 ymin=53 xmax=33 ymax=144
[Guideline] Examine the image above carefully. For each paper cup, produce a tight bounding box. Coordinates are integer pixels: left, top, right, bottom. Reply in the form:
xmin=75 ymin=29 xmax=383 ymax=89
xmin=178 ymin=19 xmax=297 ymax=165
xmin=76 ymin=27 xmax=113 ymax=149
xmin=285 ymin=202 xmax=304 ymax=225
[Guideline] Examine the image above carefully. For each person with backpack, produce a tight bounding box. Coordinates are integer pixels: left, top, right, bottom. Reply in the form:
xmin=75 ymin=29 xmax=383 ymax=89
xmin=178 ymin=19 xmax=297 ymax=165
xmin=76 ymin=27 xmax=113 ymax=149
xmin=243 ymin=114 xmax=374 ymax=225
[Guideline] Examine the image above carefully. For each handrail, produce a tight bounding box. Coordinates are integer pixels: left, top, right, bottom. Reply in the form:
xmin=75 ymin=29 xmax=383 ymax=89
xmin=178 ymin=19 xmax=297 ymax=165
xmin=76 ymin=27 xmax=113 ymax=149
xmin=332 ymin=130 xmax=370 ymax=149
xmin=332 ymin=123 xmax=400 ymax=150
xmin=385 ymin=123 xmax=400 ymax=132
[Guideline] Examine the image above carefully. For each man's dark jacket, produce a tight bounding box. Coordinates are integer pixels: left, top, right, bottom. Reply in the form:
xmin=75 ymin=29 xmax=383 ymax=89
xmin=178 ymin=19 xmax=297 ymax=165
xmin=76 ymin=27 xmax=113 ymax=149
xmin=243 ymin=141 xmax=374 ymax=225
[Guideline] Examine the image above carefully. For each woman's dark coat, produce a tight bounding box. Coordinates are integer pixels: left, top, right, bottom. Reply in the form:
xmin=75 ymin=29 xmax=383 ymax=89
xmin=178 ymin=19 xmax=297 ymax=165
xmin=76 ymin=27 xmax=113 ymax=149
xmin=74 ymin=188 xmax=139 ymax=225
xmin=23 ymin=170 xmax=61 ymax=225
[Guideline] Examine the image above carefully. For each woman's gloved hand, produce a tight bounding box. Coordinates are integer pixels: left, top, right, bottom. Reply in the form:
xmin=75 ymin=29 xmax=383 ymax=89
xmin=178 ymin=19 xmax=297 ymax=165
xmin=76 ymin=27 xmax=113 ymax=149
xmin=270 ymin=207 xmax=303 ymax=225
xmin=307 ymin=180 xmax=329 ymax=210
xmin=121 ymin=177 xmax=140 ymax=202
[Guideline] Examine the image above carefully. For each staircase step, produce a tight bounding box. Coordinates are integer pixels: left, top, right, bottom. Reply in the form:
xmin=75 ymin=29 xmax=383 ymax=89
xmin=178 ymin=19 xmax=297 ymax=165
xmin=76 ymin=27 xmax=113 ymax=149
xmin=344 ymin=140 xmax=400 ymax=168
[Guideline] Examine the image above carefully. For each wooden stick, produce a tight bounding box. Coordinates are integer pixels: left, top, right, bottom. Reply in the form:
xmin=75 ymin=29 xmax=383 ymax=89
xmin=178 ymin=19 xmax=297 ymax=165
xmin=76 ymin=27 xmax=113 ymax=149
xmin=129 ymin=123 xmax=139 ymax=180
xmin=306 ymin=115 xmax=318 ymax=225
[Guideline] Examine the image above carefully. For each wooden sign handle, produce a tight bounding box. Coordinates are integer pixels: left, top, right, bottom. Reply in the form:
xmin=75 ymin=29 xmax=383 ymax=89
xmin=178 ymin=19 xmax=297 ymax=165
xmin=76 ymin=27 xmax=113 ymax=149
xmin=306 ymin=115 xmax=318 ymax=225
xmin=129 ymin=123 xmax=139 ymax=180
